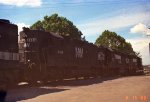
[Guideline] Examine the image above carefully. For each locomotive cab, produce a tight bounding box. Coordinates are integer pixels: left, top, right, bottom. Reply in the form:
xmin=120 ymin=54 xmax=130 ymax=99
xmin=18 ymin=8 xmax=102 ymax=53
xmin=19 ymin=28 xmax=49 ymax=82
xmin=19 ymin=27 xmax=49 ymax=64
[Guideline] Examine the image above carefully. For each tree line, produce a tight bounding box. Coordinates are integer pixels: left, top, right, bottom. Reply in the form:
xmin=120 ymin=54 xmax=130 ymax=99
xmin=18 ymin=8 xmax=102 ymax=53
xmin=30 ymin=13 xmax=139 ymax=57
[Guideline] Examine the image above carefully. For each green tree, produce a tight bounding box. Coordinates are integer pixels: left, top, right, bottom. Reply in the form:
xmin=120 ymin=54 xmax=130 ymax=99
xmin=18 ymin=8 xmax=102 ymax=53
xmin=30 ymin=13 xmax=82 ymax=40
xmin=95 ymin=30 xmax=136 ymax=55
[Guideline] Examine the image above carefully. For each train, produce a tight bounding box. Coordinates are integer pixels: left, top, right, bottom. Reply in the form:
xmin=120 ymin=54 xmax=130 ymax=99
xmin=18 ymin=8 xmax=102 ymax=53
xmin=0 ymin=19 xmax=143 ymax=88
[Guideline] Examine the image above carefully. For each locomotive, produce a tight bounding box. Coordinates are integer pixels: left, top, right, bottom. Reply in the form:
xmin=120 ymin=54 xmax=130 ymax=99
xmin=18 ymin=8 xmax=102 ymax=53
xmin=0 ymin=19 xmax=22 ymax=88
xmin=0 ymin=19 xmax=143 ymax=88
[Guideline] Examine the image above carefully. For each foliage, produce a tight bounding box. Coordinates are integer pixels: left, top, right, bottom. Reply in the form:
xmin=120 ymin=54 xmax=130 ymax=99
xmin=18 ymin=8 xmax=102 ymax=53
xmin=30 ymin=13 xmax=82 ymax=40
xmin=134 ymin=51 xmax=142 ymax=57
xmin=95 ymin=30 xmax=137 ymax=55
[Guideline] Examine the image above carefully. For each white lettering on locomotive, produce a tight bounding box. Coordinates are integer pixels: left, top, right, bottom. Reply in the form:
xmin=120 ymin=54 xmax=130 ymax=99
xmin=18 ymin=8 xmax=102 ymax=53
xmin=26 ymin=43 xmax=30 ymax=48
xmin=98 ymin=52 xmax=105 ymax=60
xmin=58 ymin=50 xmax=64 ymax=54
xmin=23 ymin=38 xmax=37 ymax=48
xmin=24 ymin=43 xmax=30 ymax=48
xmin=75 ymin=47 xmax=83 ymax=58
xmin=26 ymin=38 xmax=37 ymax=43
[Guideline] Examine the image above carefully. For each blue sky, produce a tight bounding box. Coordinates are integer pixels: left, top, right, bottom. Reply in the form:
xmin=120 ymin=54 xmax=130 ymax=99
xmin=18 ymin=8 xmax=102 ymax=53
xmin=0 ymin=0 xmax=150 ymax=65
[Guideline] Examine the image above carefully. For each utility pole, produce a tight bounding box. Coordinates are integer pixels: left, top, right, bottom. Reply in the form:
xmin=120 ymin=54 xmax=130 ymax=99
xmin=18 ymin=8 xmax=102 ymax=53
xmin=148 ymin=35 xmax=150 ymax=54
xmin=147 ymin=28 xmax=150 ymax=59
xmin=149 ymin=43 xmax=150 ymax=56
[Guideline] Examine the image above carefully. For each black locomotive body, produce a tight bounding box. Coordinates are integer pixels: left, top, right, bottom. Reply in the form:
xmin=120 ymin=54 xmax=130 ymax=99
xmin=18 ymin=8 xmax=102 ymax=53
xmin=0 ymin=19 xmax=143 ymax=87
xmin=0 ymin=19 xmax=21 ymax=87
xmin=19 ymin=28 xmax=143 ymax=83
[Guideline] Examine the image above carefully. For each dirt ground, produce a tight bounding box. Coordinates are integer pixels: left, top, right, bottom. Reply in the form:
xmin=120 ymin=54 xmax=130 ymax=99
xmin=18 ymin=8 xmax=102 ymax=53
xmin=5 ymin=75 xmax=150 ymax=102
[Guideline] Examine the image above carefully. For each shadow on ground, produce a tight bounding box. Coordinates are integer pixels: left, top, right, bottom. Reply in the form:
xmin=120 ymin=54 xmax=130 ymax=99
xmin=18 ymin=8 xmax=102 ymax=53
xmin=6 ymin=87 xmax=68 ymax=102
xmin=45 ymin=76 xmax=122 ymax=87
xmin=5 ymin=76 xmax=121 ymax=102
xmin=45 ymin=74 xmax=146 ymax=87
xmin=5 ymin=75 xmax=145 ymax=102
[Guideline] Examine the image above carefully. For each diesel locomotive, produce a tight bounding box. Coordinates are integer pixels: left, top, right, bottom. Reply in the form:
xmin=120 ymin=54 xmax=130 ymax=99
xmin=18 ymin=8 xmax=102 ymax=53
xmin=0 ymin=19 xmax=143 ymax=88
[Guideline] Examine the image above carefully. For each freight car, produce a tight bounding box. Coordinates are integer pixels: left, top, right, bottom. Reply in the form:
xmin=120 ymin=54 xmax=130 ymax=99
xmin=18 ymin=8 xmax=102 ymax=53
xmin=19 ymin=28 xmax=143 ymax=83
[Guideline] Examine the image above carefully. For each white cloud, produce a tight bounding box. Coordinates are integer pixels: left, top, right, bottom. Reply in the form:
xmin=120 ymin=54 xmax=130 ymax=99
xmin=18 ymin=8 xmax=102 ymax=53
xmin=127 ymin=38 xmax=150 ymax=65
xmin=78 ymin=12 xmax=150 ymax=36
xmin=77 ymin=10 xmax=150 ymax=65
xmin=0 ymin=0 xmax=42 ymax=7
xmin=130 ymin=23 xmax=150 ymax=35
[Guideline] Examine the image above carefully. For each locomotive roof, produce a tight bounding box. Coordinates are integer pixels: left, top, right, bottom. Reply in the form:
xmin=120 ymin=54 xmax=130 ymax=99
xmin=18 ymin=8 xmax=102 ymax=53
xmin=98 ymin=46 xmax=139 ymax=58
xmin=22 ymin=27 xmax=64 ymax=39
xmin=0 ymin=19 xmax=10 ymax=23
xmin=49 ymin=32 xmax=64 ymax=39
xmin=0 ymin=19 xmax=17 ymax=28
